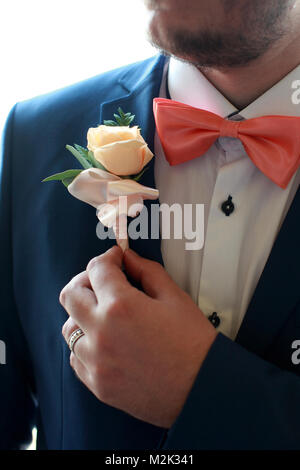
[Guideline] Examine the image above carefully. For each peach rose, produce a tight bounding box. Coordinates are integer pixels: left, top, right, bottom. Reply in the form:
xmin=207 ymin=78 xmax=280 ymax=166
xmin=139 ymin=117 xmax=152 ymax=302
xmin=87 ymin=125 xmax=154 ymax=176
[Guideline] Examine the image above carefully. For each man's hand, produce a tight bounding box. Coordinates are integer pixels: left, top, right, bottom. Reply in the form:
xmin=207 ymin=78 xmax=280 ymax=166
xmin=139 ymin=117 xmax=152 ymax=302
xmin=60 ymin=246 xmax=217 ymax=428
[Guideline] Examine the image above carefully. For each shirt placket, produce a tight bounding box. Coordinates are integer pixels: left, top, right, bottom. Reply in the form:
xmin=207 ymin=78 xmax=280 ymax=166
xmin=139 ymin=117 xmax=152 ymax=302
xmin=198 ymin=137 xmax=256 ymax=339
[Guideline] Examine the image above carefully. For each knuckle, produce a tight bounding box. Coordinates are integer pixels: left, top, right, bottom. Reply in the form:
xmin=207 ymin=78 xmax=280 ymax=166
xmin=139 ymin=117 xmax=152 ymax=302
xmin=151 ymin=260 xmax=164 ymax=273
xmin=105 ymin=296 xmax=127 ymax=317
xmin=61 ymin=322 xmax=68 ymax=338
xmin=87 ymin=256 xmax=101 ymax=272
xmin=59 ymin=276 xmax=81 ymax=306
xmin=59 ymin=286 xmax=68 ymax=306
xmin=62 ymin=320 xmax=76 ymax=341
xmin=60 ymin=273 xmax=87 ymax=305
xmin=69 ymin=274 xmax=84 ymax=290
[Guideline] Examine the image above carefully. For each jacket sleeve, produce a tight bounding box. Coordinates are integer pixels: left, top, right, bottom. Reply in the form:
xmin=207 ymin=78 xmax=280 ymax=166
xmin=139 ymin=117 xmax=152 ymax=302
xmin=163 ymin=332 xmax=300 ymax=450
xmin=0 ymin=106 xmax=37 ymax=449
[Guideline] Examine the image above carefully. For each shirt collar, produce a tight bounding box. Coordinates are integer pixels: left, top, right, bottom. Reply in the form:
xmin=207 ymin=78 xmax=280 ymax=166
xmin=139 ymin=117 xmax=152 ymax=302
xmin=168 ymin=56 xmax=300 ymax=119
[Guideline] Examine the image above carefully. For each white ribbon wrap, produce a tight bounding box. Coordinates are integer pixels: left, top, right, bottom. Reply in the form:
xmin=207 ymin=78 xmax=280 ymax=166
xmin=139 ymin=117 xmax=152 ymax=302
xmin=68 ymin=168 xmax=159 ymax=251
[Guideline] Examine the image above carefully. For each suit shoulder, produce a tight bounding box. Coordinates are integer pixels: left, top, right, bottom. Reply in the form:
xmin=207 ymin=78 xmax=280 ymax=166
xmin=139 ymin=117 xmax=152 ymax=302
xmin=13 ymin=55 xmax=162 ymax=125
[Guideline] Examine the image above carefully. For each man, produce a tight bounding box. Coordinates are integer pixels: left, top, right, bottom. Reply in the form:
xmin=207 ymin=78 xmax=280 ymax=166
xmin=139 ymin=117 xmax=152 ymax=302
xmin=0 ymin=0 xmax=299 ymax=450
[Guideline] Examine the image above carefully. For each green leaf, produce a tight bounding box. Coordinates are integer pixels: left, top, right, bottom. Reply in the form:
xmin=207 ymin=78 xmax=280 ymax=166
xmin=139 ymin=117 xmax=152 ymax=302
xmin=73 ymin=144 xmax=96 ymax=166
xmin=42 ymin=169 xmax=83 ymax=186
xmin=66 ymin=145 xmax=93 ymax=169
xmin=87 ymin=151 xmax=108 ymax=172
xmin=103 ymin=120 xmax=118 ymax=126
xmin=62 ymin=177 xmax=76 ymax=188
xmin=103 ymin=107 xmax=135 ymax=127
xmin=74 ymin=144 xmax=89 ymax=157
xmin=127 ymin=115 xmax=135 ymax=125
xmin=132 ymin=166 xmax=149 ymax=182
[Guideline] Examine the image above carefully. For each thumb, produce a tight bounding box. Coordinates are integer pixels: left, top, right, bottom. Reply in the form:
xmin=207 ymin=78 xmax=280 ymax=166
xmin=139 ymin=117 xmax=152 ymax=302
xmin=123 ymin=249 xmax=176 ymax=299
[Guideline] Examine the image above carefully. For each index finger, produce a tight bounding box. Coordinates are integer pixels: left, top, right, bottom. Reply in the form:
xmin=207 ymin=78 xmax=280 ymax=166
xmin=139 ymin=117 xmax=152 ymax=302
xmin=86 ymin=246 xmax=130 ymax=304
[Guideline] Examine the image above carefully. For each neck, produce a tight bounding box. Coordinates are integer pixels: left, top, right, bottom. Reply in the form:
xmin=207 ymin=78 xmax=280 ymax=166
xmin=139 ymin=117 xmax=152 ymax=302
xmin=199 ymin=7 xmax=300 ymax=110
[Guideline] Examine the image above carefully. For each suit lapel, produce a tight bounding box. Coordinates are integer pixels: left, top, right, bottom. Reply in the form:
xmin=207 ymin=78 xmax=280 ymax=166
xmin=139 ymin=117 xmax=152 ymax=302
xmin=99 ymin=54 xmax=166 ymax=265
xmin=236 ymin=187 xmax=300 ymax=354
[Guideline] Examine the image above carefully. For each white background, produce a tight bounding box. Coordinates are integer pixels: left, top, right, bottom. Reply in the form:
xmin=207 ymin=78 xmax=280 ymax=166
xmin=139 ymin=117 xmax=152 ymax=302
xmin=0 ymin=0 xmax=156 ymax=132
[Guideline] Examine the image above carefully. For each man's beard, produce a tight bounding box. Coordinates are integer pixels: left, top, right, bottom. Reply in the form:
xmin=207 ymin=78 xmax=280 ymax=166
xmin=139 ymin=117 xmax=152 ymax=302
xmin=148 ymin=0 xmax=291 ymax=68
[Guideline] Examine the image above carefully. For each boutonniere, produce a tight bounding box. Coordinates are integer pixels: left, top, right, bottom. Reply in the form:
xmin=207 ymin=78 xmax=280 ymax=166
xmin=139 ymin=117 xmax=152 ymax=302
xmin=43 ymin=108 xmax=159 ymax=250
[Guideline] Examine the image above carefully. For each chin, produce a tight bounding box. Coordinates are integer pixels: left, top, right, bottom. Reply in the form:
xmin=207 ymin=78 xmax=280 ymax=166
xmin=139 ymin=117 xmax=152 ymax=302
xmin=147 ymin=11 xmax=173 ymax=52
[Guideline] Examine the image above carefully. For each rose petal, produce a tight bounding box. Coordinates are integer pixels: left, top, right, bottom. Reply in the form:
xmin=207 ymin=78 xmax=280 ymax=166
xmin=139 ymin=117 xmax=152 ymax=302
xmin=93 ymin=140 xmax=154 ymax=176
xmin=97 ymin=194 xmax=144 ymax=227
xmin=107 ymin=179 xmax=159 ymax=200
xmin=87 ymin=125 xmax=142 ymax=149
xmin=68 ymin=168 xmax=119 ymax=208
xmin=67 ymin=168 xmax=159 ymax=252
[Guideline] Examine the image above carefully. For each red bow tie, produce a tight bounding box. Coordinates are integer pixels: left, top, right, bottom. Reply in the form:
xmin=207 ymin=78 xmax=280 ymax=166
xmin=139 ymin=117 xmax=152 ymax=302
xmin=153 ymin=98 xmax=300 ymax=189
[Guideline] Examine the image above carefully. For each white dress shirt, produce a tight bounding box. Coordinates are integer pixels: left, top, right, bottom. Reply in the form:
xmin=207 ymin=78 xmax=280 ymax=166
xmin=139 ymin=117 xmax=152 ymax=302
xmin=154 ymin=57 xmax=299 ymax=340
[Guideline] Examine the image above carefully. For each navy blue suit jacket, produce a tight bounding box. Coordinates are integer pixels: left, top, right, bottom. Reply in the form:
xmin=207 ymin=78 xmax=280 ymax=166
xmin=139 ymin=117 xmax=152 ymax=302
xmin=0 ymin=54 xmax=300 ymax=450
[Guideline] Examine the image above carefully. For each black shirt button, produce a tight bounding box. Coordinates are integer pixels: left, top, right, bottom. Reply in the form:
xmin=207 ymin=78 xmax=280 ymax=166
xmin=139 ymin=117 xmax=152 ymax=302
xmin=208 ymin=312 xmax=221 ymax=328
xmin=221 ymin=195 xmax=235 ymax=216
